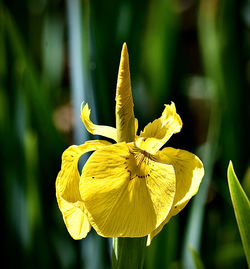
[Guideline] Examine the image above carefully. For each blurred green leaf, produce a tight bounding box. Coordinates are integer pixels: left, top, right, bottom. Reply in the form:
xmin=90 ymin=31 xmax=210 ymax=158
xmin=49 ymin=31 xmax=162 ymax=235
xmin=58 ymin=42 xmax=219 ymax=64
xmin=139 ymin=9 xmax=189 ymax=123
xmin=24 ymin=130 xmax=42 ymax=240
xmin=227 ymin=161 xmax=250 ymax=267
xmin=189 ymin=247 xmax=205 ymax=269
xmin=0 ymin=6 xmax=6 ymax=77
xmin=242 ymin=165 xmax=250 ymax=198
xmin=182 ymin=0 xmax=224 ymax=267
xmin=146 ymin=217 xmax=179 ymax=269
xmin=142 ymin=0 xmax=179 ymax=105
xmin=215 ymin=242 xmax=245 ymax=267
xmin=4 ymin=7 xmax=63 ymax=149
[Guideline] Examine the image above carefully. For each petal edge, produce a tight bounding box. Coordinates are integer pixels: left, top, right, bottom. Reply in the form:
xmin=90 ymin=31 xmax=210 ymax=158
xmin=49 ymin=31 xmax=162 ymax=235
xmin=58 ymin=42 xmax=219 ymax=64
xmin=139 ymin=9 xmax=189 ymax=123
xmin=147 ymin=147 xmax=204 ymax=245
xmin=56 ymin=140 xmax=111 ymax=239
xmin=136 ymin=102 xmax=182 ymax=154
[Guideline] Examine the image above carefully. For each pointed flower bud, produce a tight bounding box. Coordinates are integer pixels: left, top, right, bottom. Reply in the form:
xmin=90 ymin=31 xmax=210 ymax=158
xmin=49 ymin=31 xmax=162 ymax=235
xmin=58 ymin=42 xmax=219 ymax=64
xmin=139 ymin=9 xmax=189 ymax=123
xmin=115 ymin=43 xmax=135 ymax=142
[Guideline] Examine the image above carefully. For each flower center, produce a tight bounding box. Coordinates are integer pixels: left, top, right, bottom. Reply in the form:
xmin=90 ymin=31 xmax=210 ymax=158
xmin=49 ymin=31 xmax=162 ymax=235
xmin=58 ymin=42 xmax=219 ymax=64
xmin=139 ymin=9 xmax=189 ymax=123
xmin=126 ymin=146 xmax=154 ymax=180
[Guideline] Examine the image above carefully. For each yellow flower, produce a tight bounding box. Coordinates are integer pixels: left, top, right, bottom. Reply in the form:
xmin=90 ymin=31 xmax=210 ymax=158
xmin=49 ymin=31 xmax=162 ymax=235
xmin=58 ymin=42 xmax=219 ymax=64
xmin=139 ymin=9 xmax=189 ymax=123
xmin=56 ymin=43 xmax=204 ymax=244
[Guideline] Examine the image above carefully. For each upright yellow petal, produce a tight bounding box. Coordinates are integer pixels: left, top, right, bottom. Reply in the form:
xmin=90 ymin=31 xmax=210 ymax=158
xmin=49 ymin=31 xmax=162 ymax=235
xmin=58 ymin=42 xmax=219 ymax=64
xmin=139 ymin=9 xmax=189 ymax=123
xmin=115 ymin=43 xmax=135 ymax=142
xmin=56 ymin=140 xmax=111 ymax=239
xmin=147 ymin=147 xmax=204 ymax=245
xmin=80 ymin=143 xmax=176 ymax=237
xmin=81 ymin=103 xmax=117 ymax=141
xmin=135 ymin=102 xmax=182 ymax=154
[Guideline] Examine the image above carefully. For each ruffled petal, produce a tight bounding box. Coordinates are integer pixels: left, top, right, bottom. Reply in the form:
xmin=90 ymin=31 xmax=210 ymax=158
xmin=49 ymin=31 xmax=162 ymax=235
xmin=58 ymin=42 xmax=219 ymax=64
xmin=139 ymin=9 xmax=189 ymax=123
xmin=135 ymin=102 xmax=182 ymax=154
xmin=80 ymin=143 xmax=176 ymax=237
xmin=147 ymin=147 xmax=204 ymax=245
xmin=115 ymin=43 xmax=136 ymax=142
xmin=56 ymin=140 xmax=111 ymax=239
xmin=81 ymin=103 xmax=117 ymax=141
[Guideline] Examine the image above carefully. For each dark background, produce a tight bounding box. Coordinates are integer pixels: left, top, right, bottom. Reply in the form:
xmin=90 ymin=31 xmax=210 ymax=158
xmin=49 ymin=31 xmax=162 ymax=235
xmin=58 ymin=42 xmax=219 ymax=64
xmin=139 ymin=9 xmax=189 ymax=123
xmin=0 ymin=0 xmax=249 ymax=268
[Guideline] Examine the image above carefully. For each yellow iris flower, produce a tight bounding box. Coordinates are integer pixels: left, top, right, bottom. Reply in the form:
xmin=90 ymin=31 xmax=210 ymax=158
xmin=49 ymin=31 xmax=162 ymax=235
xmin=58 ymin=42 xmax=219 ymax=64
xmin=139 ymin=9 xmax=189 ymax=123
xmin=56 ymin=43 xmax=204 ymax=245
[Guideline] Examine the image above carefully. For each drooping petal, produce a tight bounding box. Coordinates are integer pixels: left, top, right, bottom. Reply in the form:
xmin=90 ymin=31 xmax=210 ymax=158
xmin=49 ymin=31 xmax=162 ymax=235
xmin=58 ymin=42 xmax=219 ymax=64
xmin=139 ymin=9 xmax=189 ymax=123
xmin=80 ymin=143 xmax=176 ymax=237
xmin=135 ymin=102 xmax=182 ymax=154
xmin=56 ymin=140 xmax=111 ymax=239
xmin=81 ymin=103 xmax=117 ymax=141
xmin=115 ymin=43 xmax=136 ymax=142
xmin=147 ymin=147 xmax=204 ymax=245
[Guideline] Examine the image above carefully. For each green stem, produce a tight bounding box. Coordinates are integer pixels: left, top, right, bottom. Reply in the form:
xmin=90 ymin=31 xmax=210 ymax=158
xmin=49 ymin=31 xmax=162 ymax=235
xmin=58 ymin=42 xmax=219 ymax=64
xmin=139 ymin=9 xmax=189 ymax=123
xmin=112 ymin=237 xmax=147 ymax=269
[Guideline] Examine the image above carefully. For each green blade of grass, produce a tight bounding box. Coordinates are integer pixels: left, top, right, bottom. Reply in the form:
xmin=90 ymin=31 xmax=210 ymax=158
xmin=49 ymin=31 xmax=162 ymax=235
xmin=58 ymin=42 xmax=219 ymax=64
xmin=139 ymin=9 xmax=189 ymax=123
xmin=227 ymin=161 xmax=250 ymax=267
xmin=189 ymin=247 xmax=205 ymax=269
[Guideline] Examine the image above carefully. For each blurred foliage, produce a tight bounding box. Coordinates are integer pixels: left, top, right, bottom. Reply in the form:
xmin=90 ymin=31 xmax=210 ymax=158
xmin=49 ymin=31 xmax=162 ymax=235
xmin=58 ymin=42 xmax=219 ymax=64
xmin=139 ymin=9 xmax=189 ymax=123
xmin=0 ymin=0 xmax=249 ymax=268
xmin=189 ymin=247 xmax=205 ymax=269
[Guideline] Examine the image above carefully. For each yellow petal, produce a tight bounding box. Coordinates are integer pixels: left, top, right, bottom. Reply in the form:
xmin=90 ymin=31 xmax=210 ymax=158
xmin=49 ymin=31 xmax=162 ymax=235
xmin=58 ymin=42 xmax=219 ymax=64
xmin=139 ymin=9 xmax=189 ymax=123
xmin=135 ymin=102 xmax=182 ymax=154
xmin=81 ymin=103 xmax=117 ymax=141
xmin=134 ymin=117 xmax=139 ymax=135
xmin=115 ymin=43 xmax=135 ymax=142
xmin=56 ymin=140 xmax=111 ymax=239
xmin=80 ymin=143 xmax=176 ymax=237
xmin=147 ymin=147 xmax=204 ymax=245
